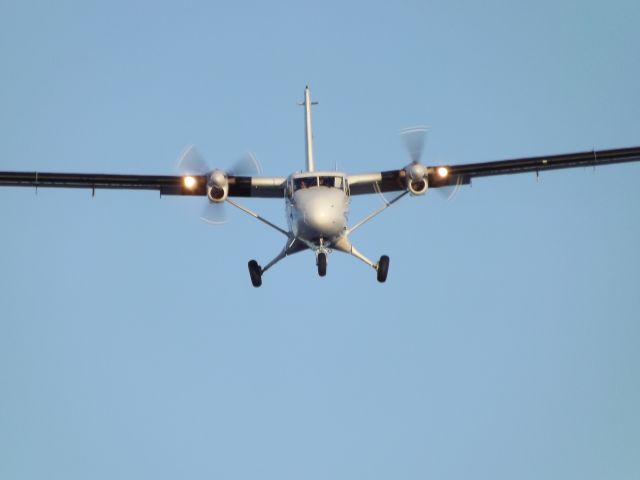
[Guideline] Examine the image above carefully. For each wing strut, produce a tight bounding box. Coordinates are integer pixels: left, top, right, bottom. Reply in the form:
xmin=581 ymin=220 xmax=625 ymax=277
xmin=348 ymin=190 xmax=410 ymax=235
xmin=226 ymin=198 xmax=289 ymax=237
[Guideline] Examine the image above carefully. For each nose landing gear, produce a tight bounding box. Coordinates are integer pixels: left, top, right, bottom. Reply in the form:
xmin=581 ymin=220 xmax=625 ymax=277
xmin=317 ymin=252 xmax=327 ymax=277
xmin=315 ymin=238 xmax=329 ymax=278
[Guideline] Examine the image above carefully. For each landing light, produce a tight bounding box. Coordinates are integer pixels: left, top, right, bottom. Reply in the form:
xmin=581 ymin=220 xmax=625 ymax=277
xmin=437 ymin=167 xmax=449 ymax=178
xmin=183 ymin=176 xmax=197 ymax=189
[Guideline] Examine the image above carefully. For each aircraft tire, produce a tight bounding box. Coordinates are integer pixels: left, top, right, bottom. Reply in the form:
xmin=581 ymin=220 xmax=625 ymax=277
xmin=248 ymin=260 xmax=262 ymax=287
xmin=317 ymin=252 xmax=327 ymax=277
xmin=376 ymin=255 xmax=390 ymax=283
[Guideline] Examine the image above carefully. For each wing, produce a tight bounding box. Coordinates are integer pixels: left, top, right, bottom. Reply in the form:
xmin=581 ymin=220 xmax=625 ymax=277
xmin=348 ymin=146 xmax=640 ymax=195
xmin=0 ymin=172 xmax=287 ymax=198
xmin=3 ymin=146 xmax=639 ymax=197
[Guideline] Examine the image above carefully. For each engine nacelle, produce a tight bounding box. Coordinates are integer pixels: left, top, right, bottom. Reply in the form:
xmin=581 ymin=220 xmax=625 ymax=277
xmin=207 ymin=169 xmax=229 ymax=203
xmin=404 ymin=162 xmax=428 ymax=195
xmin=408 ymin=178 xmax=428 ymax=195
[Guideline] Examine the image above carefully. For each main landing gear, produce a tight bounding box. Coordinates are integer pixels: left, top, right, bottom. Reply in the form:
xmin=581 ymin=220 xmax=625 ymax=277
xmin=248 ymin=251 xmax=389 ymax=287
xmin=376 ymin=255 xmax=390 ymax=283
xmin=247 ymin=236 xmax=390 ymax=287
xmin=248 ymin=260 xmax=262 ymax=288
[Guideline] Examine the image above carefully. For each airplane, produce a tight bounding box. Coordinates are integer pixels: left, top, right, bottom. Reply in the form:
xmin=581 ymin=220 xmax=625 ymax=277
xmin=1 ymin=86 xmax=640 ymax=287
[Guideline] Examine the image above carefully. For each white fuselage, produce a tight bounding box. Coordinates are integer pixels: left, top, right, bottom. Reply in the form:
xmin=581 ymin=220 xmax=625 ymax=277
xmin=286 ymin=174 xmax=349 ymax=248
xmin=287 ymin=87 xmax=351 ymax=250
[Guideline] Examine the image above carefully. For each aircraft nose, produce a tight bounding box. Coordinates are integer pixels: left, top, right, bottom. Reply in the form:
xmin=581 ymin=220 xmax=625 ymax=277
xmin=305 ymin=204 xmax=345 ymax=234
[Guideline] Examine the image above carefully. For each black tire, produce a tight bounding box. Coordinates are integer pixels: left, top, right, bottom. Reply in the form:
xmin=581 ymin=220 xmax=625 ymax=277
xmin=248 ymin=260 xmax=262 ymax=287
xmin=376 ymin=255 xmax=390 ymax=283
xmin=317 ymin=252 xmax=327 ymax=277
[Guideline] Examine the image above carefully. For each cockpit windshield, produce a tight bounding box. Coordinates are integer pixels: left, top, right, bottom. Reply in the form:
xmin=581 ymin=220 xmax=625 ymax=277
xmin=293 ymin=177 xmax=317 ymax=190
xmin=293 ymin=176 xmax=344 ymax=191
xmin=319 ymin=176 xmax=343 ymax=188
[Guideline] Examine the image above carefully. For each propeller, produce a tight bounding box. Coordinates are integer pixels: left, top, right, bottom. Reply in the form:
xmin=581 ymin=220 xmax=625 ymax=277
xmin=229 ymin=151 xmax=263 ymax=177
xmin=435 ymin=171 xmax=463 ymax=201
xmin=399 ymin=126 xmax=428 ymax=195
xmin=176 ymin=144 xmax=209 ymax=176
xmin=400 ymin=126 xmax=428 ymax=164
xmin=399 ymin=126 xmax=461 ymax=201
xmin=176 ymin=145 xmax=262 ymax=225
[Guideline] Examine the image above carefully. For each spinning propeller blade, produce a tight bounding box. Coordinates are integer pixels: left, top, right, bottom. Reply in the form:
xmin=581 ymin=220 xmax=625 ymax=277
xmin=176 ymin=146 xmax=263 ymax=225
xmin=200 ymin=202 xmax=228 ymax=225
xmin=177 ymin=145 xmax=209 ymax=175
xmin=436 ymin=174 xmax=464 ymax=201
xmin=229 ymin=151 xmax=263 ymax=176
xmin=400 ymin=126 xmax=429 ymax=164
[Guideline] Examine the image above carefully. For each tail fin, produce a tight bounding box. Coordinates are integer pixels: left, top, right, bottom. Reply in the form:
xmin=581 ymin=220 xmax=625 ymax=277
xmin=301 ymin=86 xmax=318 ymax=172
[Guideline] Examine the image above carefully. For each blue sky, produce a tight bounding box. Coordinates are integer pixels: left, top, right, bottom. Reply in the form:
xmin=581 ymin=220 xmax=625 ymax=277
xmin=1 ymin=1 xmax=639 ymax=479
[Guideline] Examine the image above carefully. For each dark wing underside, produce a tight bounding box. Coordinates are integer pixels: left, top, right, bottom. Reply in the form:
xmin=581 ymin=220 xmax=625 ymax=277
xmin=348 ymin=146 xmax=640 ymax=195
xmin=0 ymin=172 xmax=286 ymax=198
xmin=1 ymin=146 xmax=639 ymax=197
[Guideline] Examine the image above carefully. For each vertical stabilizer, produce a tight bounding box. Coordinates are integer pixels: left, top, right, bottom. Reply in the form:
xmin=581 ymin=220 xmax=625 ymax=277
xmin=302 ymin=86 xmax=317 ymax=172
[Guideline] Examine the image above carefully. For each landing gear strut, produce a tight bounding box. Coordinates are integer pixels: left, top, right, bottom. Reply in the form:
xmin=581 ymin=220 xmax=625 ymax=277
xmin=248 ymin=260 xmax=262 ymax=288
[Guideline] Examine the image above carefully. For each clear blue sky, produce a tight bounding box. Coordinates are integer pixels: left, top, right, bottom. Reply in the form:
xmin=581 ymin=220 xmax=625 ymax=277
xmin=1 ymin=1 xmax=639 ymax=479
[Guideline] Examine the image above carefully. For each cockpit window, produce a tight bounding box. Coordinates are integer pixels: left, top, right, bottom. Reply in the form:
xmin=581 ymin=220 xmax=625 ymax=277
xmin=294 ymin=176 xmax=345 ymax=191
xmin=319 ymin=176 xmax=344 ymax=189
xmin=294 ymin=177 xmax=317 ymax=190
xmin=318 ymin=177 xmax=330 ymax=187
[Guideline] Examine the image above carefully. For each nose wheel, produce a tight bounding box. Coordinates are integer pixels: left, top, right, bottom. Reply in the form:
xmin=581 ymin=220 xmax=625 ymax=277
xmin=248 ymin=260 xmax=262 ymax=288
xmin=376 ymin=255 xmax=390 ymax=283
xmin=317 ymin=252 xmax=327 ymax=277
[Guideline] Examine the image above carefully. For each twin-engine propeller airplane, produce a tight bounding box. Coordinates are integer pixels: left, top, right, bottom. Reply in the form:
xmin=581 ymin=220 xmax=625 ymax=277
xmin=1 ymin=86 xmax=640 ymax=287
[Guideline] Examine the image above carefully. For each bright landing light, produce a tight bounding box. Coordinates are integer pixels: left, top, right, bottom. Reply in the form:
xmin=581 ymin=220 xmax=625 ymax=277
xmin=183 ymin=175 xmax=197 ymax=189
xmin=437 ymin=166 xmax=449 ymax=178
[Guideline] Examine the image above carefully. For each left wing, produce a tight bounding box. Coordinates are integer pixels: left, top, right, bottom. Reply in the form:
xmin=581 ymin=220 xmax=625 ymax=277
xmin=348 ymin=145 xmax=640 ymax=195
xmin=0 ymin=172 xmax=287 ymax=198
